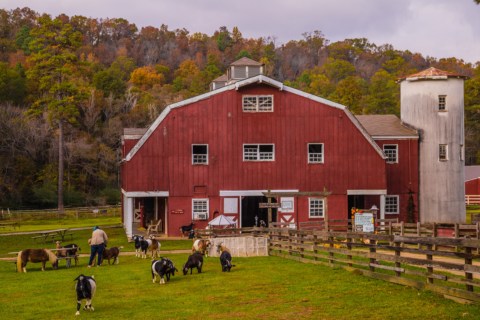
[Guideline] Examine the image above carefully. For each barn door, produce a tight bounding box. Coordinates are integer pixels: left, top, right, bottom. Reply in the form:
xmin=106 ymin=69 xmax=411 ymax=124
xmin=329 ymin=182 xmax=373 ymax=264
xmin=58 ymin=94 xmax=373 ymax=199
xmin=241 ymin=196 xmax=277 ymax=227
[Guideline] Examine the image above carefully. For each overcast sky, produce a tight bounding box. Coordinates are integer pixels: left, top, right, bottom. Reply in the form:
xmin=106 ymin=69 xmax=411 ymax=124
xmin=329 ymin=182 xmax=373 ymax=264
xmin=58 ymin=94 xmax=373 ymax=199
xmin=2 ymin=0 xmax=480 ymax=64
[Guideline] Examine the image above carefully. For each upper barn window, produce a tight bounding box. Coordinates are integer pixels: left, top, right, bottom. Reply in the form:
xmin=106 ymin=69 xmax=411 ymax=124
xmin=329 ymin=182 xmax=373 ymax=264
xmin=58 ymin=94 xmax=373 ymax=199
xmin=383 ymin=145 xmax=398 ymax=163
xmin=243 ymin=144 xmax=274 ymax=161
xmin=192 ymin=144 xmax=208 ymax=165
xmin=242 ymin=95 xmax=273 ymax=112
xmin=308 ymin=143 xmax=324 ymax=163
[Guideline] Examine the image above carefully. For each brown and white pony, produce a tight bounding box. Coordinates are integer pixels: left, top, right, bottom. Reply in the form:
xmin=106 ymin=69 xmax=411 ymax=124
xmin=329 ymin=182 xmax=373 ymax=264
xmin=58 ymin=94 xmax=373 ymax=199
xmin=17 ymin=249 xmax=58 ymax=273
xmin=192 ymin=239 xmax=211 ymax=257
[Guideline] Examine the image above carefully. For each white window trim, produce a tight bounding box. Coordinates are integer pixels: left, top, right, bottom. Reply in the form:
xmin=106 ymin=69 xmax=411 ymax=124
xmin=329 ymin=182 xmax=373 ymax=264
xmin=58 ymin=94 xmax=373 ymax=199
xmin=308 ymin=198 xmax=325 ymax=218
xmin=192 ymin=199 xmax=209 ymax=220
xmin=242 ymin=95 xmax=274 ymax=112
xmin=243 ymin=144 xmax=275 ymax=161
xmin=439 ymin=144 xmax=448 ymax=161
xmin=192 ymin=144 xmax=208 ymax=165
xmin=383 ymin=144 xmax=398 ymax=164
xmin=307 ymin=143 xmax=324 ymax=164
xmin=385 ymin=195 xmax=399 ymax=215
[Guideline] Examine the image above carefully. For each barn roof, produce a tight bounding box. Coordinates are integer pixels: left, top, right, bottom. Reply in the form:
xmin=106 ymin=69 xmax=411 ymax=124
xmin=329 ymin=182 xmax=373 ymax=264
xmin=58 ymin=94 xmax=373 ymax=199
xmin=212 ymin=74 xmax=228 ymax=82
xmin=399 ymin=67 xmax=468 ymax=82
xmin=355 ymin=115 xmax=418 ymax=139
xmin=124 ymin=75 xmax=386 ymax=162
xmin=230 ymin=57 xmax=263 ymax=66
xmin=123 ymin=128 xmax=148 ymax=139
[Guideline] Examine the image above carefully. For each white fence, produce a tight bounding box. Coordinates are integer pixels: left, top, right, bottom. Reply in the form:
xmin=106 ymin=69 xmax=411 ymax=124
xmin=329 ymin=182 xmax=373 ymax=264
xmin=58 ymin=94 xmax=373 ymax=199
xmin=465 ymin=195 xmax=480 ymax=205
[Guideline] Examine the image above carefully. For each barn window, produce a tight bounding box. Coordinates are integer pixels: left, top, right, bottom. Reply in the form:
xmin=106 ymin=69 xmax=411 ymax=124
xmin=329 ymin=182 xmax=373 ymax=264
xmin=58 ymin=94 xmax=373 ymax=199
xmin=192 ymin=199 xmax=209 ymax=220
xmin=309 ymin=198 xmax=324 ymax=217
xmin=242 ymin=95 xmax=273 ymax=112
xmin=308 ymin=143 xmax=324 ymax=163
xmin=438 ymin=95 xmax=446 ymax=111
xmin=243 ymin=144 xmax=274 ymax=161
xmin=439 ymin=144 xmax=448 ymax=161
xmin=192 ymin=144 xmax=208 ymax=165
xmin=385 ymin=195 xmax=399 ymax=214
xmin=383 ymin=145 xmax=398 ymax=163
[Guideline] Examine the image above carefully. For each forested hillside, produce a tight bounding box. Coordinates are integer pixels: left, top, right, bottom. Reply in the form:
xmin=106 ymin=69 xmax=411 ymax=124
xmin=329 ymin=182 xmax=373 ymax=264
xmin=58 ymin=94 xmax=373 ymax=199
xmin=1 ymin=7 xmax=479 ymax=209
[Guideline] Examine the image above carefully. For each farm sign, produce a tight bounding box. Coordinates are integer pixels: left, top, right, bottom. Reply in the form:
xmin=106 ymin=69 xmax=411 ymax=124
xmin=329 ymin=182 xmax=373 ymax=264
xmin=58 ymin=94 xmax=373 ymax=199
xmin=354 ymin=212 xmax=374 ymax=232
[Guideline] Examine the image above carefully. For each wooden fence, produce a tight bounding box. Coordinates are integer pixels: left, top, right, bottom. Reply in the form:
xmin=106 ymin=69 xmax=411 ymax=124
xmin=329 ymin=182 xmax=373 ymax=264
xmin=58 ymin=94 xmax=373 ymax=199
xmin=0 ymin=206 xmax=120 ymax=220
xmin=268 ymin=228 xmax=480 ymax=303
xmin=298 ymin=219 xmax=480 ymax=240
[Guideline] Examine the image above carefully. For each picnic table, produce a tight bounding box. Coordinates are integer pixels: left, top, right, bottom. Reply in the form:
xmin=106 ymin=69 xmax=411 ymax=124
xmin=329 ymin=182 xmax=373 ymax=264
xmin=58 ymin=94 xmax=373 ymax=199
xmin=0 ymin=221 xmax=20 ymax=230
xmin=31 ymin=229 xmax=73 ymax=243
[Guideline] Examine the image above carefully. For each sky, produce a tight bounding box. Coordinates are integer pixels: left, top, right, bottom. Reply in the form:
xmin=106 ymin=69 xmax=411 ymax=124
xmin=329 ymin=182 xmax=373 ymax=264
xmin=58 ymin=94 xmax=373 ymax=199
xmin=2 ymin=0 xmax=480 ymax=64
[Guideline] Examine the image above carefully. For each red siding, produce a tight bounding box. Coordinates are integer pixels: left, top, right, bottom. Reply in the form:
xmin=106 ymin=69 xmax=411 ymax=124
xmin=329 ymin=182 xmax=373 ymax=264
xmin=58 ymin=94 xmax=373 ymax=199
xmin=375 ymin=139 xmax=419 ymax=221
xmin=466 ymin=179 xmax=480 ymax=195
xmin=122 ymin=83 xmax=399 ymax=235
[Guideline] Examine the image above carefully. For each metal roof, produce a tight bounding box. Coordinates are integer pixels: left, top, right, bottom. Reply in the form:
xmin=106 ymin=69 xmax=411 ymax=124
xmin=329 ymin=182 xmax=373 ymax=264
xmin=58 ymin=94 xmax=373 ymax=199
xmin=355 ymin=115 xmax=418 ymax=139
xmin=399 ymin=67 xmax=468 ymax=82
xmin=230 ymin=57 xmax=263 ymax=66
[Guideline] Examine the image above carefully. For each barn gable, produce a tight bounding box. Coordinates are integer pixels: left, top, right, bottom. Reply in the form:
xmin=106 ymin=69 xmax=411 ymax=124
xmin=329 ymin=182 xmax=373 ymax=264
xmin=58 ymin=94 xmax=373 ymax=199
xmin=124 ymin=75 xmax=385 ymax=163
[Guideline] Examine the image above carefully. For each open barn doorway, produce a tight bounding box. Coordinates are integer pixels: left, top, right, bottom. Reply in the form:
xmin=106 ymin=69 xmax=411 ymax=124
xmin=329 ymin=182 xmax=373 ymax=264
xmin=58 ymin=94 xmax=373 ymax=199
xmin=241 ymin=196 xmax=277 ymax=227
xmin=348 ymin=195 xmax=365 ymax=220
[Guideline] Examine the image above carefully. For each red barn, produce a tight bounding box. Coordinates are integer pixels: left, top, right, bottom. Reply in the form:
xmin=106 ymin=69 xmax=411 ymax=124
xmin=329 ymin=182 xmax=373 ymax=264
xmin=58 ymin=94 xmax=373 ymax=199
xmin=121 ymin=58 xmax=419 ymax=237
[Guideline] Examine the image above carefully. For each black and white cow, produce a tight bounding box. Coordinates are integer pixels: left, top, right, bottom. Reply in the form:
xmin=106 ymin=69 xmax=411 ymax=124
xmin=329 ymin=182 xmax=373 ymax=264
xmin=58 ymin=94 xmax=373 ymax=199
xmin=182 ymin=252 xmax=203 ymax=275
xmin=74 ymin=274 xmax=96 ymax=316
xmin=151 ymin=258 xmax=177 ymax=284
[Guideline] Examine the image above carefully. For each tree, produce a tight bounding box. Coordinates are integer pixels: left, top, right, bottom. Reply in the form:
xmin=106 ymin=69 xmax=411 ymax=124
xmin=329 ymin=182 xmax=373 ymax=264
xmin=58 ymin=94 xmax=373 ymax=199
xmin=26 ymin=14 xmax=85 ymax=213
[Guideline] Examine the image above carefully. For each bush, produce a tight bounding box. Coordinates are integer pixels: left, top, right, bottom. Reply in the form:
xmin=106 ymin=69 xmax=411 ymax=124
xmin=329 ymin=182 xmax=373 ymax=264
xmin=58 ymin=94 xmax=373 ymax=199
xmin=99 ymin=187 xmax=121 ymax=205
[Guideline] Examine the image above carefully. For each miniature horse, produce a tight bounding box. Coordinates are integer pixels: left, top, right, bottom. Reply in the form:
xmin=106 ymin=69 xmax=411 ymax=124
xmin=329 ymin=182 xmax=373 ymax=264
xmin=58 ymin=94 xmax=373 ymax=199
xmin=216 ymin=243 xmax=235 ymax=272
xmin=17 ymin=248 xmax=58 ymax=273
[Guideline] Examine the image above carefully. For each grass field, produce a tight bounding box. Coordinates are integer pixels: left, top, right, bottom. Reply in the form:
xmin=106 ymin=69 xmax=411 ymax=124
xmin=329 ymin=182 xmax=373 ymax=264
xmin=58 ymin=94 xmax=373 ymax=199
xmin=1 ymin=228 xmax=480 ymax=319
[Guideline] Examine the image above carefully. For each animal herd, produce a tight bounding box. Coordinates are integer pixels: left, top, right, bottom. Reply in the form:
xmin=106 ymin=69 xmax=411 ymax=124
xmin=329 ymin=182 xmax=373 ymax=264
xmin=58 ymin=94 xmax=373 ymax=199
xmin=15 ymin=234 xmax=235 ymax=316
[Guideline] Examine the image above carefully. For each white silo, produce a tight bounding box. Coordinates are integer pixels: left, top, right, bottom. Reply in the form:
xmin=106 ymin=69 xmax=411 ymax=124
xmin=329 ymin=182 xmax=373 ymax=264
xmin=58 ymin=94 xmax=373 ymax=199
xmin=400 ymin=68 xmax=466 ymax=223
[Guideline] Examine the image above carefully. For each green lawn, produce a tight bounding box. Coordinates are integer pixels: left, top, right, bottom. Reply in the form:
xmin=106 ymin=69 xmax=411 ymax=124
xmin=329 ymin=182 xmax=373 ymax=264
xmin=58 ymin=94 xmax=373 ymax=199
xmin=1 ymin=218 xmax=480 ymax=319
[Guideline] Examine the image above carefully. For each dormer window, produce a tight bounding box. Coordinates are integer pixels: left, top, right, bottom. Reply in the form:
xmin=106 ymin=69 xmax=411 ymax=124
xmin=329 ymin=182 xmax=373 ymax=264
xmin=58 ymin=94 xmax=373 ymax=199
xmin=438 ymin=95 xmax=446 ymax=111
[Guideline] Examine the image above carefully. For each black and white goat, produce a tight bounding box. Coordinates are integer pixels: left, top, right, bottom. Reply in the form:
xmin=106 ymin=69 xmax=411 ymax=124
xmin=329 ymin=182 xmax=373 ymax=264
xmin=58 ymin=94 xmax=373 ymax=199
xmin=182 ymin=252 xmax=203 ymax=275
xmin=217 ymin=243 xmax=235 ymax=272
xmin=132 ymin=235 xmax=144 ymax=258
xmin=179 ymin=222 xmax=195 ymax=237
xmin=74 ymin=274 xmax=96 ymax=316
xmin=151 ymin=257 xmax=177 ymax=284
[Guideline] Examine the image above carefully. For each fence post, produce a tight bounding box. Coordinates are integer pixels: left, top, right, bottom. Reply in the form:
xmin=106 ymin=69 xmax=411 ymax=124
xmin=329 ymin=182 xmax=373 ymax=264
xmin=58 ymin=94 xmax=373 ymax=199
xmin=395 ymin=240 xmax=401 ymax=277
xmin=347 ymin=235 xmax=352 ymax=267
xmin=369 ymin=238 xmax=376 ymax=272
xmin=465 ymin=246 xmax=473 ymax=292
xmin=328 ymin=235 xmax=334 ymax=265
xmin=426 ymin=244 xmax=433 ymax=284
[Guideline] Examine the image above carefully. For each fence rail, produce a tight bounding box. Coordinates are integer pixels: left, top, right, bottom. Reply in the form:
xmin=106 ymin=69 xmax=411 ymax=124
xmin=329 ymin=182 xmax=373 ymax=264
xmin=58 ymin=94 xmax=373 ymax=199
xmin=268 ymin=228 xmax=480 ymax=303
xmin=466 ymin=195 xmax=480 ymax=205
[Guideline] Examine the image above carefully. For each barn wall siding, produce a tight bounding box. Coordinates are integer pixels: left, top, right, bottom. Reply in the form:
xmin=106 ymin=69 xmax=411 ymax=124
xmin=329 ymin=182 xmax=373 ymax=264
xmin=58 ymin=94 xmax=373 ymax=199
xmin=122 ymin=83 xmax=414 ymax=236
